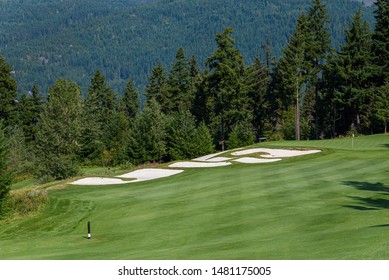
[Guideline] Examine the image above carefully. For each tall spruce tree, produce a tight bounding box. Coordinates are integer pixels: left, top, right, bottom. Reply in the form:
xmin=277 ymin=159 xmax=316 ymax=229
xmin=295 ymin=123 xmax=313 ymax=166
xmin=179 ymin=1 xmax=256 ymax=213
xmin=120 ymin=80 xmax=140 ymax=122
xmin=333 ymin=9 xmax=373 ymax=133
xmin=373 ymin=82 xmax=389 ymax=133
xmin=205 ymin=27 xmax=248 ymax=148
xmin=243 ymin=56 xmax=271 ymax=138
xmin=167 ymin=48 xmax=193 ymax=112
xmin=0 ymin=121 xmax=12 ymax=216
xmin=371 ymin=0 xmax=389 ymax=86
xmin=0 ymin=56 xmax=18 ymax=128
xmin=127 ymin=98 xmax=167 ymax=165
xmin=35 ymin=79 xmax=83 ymax=181
xmin=277 ymin=13 xmax=310 ymax=140
xmin=145 ymin=63 xmax=170 ymax=113
xmin=17 ymin=84 xmax=43 ymax=143
xmin=306 ymin=0 xmax=332 ymax=138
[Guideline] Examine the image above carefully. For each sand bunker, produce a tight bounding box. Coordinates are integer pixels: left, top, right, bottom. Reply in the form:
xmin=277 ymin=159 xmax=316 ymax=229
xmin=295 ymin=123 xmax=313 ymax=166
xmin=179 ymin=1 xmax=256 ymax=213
xmin=117 ymin=168 xmax=184 ymax=182
xmin=169 ymin=161 xmax=231 ymax=168
xmin=71 ymin=168 xmax=183 ymax=186
xmin=231 ymin=148 xmax=321 ymax=158
xmin=71 ymin=177 xmax=130 ymax=185
xmin=71 ymin=148 xmax=321 ymax=185
xmin=233 ymin=157 xmax=282 ymax=163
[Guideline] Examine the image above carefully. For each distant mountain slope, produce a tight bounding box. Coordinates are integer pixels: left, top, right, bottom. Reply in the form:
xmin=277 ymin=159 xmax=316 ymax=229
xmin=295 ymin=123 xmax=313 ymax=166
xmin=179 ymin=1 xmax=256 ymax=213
xmin=0 ymin=0 xmax=375 ymax=93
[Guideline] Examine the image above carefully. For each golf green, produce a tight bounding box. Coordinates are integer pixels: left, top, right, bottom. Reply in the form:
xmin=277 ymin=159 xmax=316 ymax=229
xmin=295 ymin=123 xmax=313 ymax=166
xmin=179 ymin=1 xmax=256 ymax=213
xmin=0 ymin=134 xmax=388 ymax=259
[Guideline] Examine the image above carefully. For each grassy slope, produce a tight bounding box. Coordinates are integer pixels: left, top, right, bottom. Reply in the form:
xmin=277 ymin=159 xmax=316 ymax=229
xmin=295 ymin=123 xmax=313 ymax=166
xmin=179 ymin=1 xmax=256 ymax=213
xmin=0 ymin=134 xmax=388 ymax=260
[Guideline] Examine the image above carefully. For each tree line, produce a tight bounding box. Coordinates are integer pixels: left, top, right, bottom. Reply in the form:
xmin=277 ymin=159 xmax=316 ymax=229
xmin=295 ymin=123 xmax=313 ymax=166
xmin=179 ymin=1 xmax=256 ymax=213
xmin=0 ymin=0 xmax=387 ymax=216
xmin=1 ymin=0 xmax=374 ymax=93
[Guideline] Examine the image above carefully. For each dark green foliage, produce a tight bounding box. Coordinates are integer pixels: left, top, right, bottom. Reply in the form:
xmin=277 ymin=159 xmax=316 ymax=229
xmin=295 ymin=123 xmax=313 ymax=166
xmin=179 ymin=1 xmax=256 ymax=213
xmin=243 ymin=56 xmax=271 ymax=138
xmin=0 ymin=121 xmax=12 ymax=216
xmin=166 ymin=109 xmax=198 ymax=161
xmin=330 ymin=9 xmax=373 ymax=133
xmin=167 ymin=48 xmax=194 ymax=112
xmin=34 ymin=79 xmax=82 ymax=181
xmin=205 ymin=27 xmax=250 ymax=146
xmin=0 ymin=56 xmax=18 ymax=127
xmin=145 ymin=64 xmax=170 ymax=113
xmin=166 ymin=109 xmax=213 ymax=160
xmin=0 ymin=0 xmax=374 ymax=94
xmin=17 ymin=84 xmax=43 ymax=142
xmin=127 ymin=98 xmax=167 ymax=165
xmin=371 ymin=0 xmax=389 ymax=85
xmin=227 ymin=121 xmax=256 ymax=149
xmin=277 ymin=13 xmax=311 ymax=140
xmin=373 ymin=82 xmax=389 ymax=133
xmin=120 ymin=80 xmax=140 ymax=122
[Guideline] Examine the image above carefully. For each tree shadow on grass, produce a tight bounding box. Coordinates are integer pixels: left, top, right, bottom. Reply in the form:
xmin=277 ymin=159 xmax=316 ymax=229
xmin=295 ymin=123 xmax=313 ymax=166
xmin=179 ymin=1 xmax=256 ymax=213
xmin=344 ymin=196 xmax=389 ymax=210
xmin=368 ymin=224 xmax=389 ymax=228
xmin=343 ymin=181 xmax=389 ymax=210
xmin=343 ymin=181 xmax=389 ymax=195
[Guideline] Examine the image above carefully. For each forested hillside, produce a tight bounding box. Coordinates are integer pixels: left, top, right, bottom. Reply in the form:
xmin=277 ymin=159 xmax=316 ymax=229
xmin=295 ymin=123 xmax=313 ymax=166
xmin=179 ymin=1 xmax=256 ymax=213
xmin=0 ymin=0 xmax=374 ymax=93
xmin=0 ymin=0 xmax=388 ymax=218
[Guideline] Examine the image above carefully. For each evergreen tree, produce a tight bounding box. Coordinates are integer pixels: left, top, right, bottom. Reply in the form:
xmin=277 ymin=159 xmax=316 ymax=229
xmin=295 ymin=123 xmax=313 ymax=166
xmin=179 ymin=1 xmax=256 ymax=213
xmin=306 ymin=0 xmax=332 ymax=138
xmin=371 ymin=0 xmax=389 ymax=86
xmin=373 ymin=82 xmax=389 ymax=133
xmin=0 ymin=56 xmax=18 ymax=128
xmin=332 ymin=9 xmax=373 ymax=133
xmin=17 ymin=84 xmax=43 ymax=143
xmin=145 ymin=63 xmax=170 ymax=113
xmin=192 ymin=122 xmax=215 ymax=157
xmin=243 ymin=56 xmax=270 ymax=138
xmin=166 ymin=109 xmax=214 ymax=160
xmin=167 ymin=48 xmax=193 ymax=112
xmin=277 ymin=13 xmax=310 ymax=140
xmin=205 ymin=27 xmax=248 ymax=148
xmin=80 ymin=71 xmax=105 ymax=164
xmin=0 ymin=121 xmax=12 ymax=216
xmin=166 ymin=109 xmax=198 ymax=160
xmin=120 ymin=80 xmax=140 ymax=122
xmin=127 ymin=98 xmax=167 ymax=165
xmin=34 ymin=79 xmax=83 ymax=181
xmin=228 ymin=120 xmax=256 ymax=149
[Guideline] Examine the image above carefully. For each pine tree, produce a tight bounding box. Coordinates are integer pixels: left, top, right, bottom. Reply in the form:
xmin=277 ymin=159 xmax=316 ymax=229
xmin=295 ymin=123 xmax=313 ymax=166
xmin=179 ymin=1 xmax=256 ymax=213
xmin=127 ymin=98 xmax=167 ymax=165
xmin=277 ymin=13 xmax=310 ymax=140
xmin=145 ymin=63 xmax=170 ymax=113
xmin=243 ymin=56 xmax=270 ymax=138
xmin=205 ymin=27 xmax=248 ymax=148
xmin=120 ymin=80 xmax=140 ymax=122
xmin=373 ymin=82 xmax=389 ymax=133
xmin=333 ymin=9 xmax=373 ymax=133
xmin=17 ymin=84 xmax=43 ymax=143
xmin=167 ymin=48 xmax=193 ymax=112
xmin=0 ymin=56 xmax=18 ymax=128
xmin=34 ymin=79 xmax=83 ymax=181
xmin=166 ymin=109 xmax=198 ymax=160
xmin=0 ymin=121 xmax=12 ymax=216
xmin=371 ymin=0 xmax=389 ymax=86
xmin=306 ymin=0 xmax=332 ymax=138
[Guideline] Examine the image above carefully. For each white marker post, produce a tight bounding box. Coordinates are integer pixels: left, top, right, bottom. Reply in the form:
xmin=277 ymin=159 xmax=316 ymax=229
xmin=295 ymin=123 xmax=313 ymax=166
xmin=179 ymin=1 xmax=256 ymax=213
xmin=87 ymin=221 xmax=91 ymax=239
xmin=352 ymin=133 xmax=354 ymax=149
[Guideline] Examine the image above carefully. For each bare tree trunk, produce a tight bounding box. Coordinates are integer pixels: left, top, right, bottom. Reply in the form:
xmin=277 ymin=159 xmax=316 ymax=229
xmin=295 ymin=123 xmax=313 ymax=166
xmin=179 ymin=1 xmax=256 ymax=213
xmin=296 ymin=85 xmax=300 ymax=141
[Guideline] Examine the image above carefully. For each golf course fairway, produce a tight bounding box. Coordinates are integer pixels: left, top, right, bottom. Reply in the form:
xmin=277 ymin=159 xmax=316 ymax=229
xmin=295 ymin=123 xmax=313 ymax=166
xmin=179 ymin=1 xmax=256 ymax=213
xmin=0 ymin=134 xmax=388 ymax=259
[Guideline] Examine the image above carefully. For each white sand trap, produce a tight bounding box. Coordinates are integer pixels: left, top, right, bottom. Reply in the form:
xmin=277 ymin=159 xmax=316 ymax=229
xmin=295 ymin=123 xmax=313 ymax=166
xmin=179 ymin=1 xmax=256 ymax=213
xmin=71 ymin=168 xmax=183 ymax=186
xmin=192 ymin=151 xmax=227 ymax=162
xmin=231 ymin=148 xmax=321 ymax=158
xmin=72 ymin=177 xmax=129 ymax=185
xmin=205 ymin=156 xmax=232 ymax=162
xmin=169 ymin=161 xmax=231 ymax=168
xmin=117 ymin=168 xmax=184 ymax=182
xmin=234 ymin=157 xmax=282 ymax=163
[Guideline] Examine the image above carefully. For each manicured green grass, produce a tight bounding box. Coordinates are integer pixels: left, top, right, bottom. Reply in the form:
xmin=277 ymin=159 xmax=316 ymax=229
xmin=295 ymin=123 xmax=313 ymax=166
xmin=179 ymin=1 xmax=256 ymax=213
xmin=0 ymin=134 xmax=388 ymax=259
